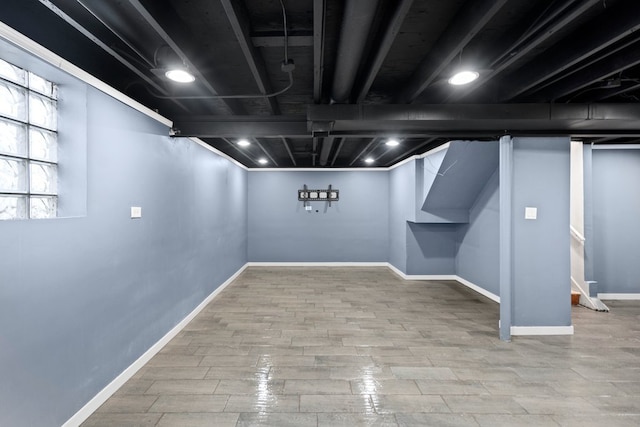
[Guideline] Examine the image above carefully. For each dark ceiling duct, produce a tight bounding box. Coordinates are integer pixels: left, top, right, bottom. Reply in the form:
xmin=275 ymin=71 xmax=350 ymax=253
xmin=330 ymin=0 xmax=379 ymax=104
xmin=319 ymin=136 xmax=336 ymax=166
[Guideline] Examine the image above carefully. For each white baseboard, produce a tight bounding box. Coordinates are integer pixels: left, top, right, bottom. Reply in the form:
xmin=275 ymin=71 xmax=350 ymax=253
xmin=510 ymin=325 xmax=574 ymax=336
xmin=386 ymin=263 xmax=456 ymax=281
xmin=454 ymin=276 xmax=501 ymax=303
xmin=246 ymin=262 xmax=389 ymax=267
xmin=63 ymin=263 xmax=248 ymax=427
xmin=387 ymin=264 xmax=500 ymax=303
xmin=598 ymin=293 xmax=640 ymax=300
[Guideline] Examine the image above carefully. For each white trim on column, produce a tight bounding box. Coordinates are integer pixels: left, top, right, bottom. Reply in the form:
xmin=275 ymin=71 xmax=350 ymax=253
xmin=62 ymin=264 xmax=248 ymax=427
xmin=510 ymin=325 xmax=574 ymax=336
xmin=598 ymin=293 xmax=640 ymax=300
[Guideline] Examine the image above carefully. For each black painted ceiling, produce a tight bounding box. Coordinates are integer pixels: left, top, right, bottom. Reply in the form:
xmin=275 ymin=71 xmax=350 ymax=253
xmin=2 ymin=0 xmax=640 ymax=167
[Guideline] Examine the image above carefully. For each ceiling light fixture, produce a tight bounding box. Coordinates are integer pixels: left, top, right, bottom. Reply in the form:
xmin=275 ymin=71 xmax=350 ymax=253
xmin=258 ymin=158 xmax=268 ymax=165
xmin=385 ymin=139 xmax=399 ymax=147
xmin=364 ymin=157 xmax=374 ymax=164
xmin=448 ymin=70 xmax=479 ymax=86
xmin=238 ymin=139 xmax=251 ymax=147
xmin=165 ymin=66 xmax=195 ymax=83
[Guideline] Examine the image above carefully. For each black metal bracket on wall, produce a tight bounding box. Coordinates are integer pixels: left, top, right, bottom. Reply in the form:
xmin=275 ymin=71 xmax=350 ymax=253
xmin=298 ymin=184 xmax=339 ymax=209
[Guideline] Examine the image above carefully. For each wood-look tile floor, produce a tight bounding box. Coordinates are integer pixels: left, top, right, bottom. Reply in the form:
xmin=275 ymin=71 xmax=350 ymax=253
xmin=82 ymin=267 xmax=640 ymax=426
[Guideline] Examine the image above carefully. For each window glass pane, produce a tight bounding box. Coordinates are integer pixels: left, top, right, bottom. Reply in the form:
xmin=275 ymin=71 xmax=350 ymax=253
xmin=0 ymin=119 xmax=27 ymax=156
xmin=30 ymin=195 xmax=57 ymax=219
xmin=0 ymin=59 xmax=25 ymax=85
xmin=29 ymin=128 xmax=57 ymax=162
xmin=29 ymin=93 xmax=57 ymax=130
xmin=0 ymin=82 xmax=27 ymax=121
xmin=28 ymin=72 xmax=55 ymax=98
xmin=29 ymin=161 xmax=57 ymax=194
xmin=0 ymin=195 xmax=27 ymax=219
xmin=0 ymin=156 xmax=27 ymax=192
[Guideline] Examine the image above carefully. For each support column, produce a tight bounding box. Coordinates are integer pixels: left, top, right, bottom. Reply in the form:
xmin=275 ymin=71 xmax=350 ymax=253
xmin=499 ymin=135 xmax=513 ymax=341
xmin=583 ymin=143 xmax=595 ymax=283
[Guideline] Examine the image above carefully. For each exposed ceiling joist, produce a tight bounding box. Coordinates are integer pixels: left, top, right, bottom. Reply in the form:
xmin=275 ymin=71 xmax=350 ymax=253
xmin=36 ymin=0 xmax=190 ymax=112
xmin=535 ymin=42 xmax=640 ymax=101
xmin=500 ymin=0 xmax=640 ymax=101
xmin=331 ymin=137 xmax=346 ymax=166
xmin=221 ymin=137 xmax=260 ymax=166
xmin=596 ymin=81 xmax=640 ymax=101
xmin=252 ymin=35 xmax=313 ymax=47
xmin=446 ymin=0 xmax=602 ymax=102
xmin=349 ymin=137 xmax=380 ymax=166
xmin=76 ymin=0 xmax=153 ymax=68
xmin=313 ymin=0 xmax=326 ymax=103
xmin=219 ymin=0 xmax=280 ymax=115
xmin=331 ymin=0 xmax=380 ymax=103
xmin=397 ymin=0 xmax=508 ymax=104
xmin=126 ymin=0 xmax=247 ymax=114
xmin=355 ymin=0 xmax=414 ymax=103
xmin=13 ymin=0 xmax=640 ymax=168
xmin=280 ymin=137 xmax=297 ymax=166
xmin=384 ymin=137 xmax=439 ymax=166
xmin=252 ymin=138 xmax=279 ymax=166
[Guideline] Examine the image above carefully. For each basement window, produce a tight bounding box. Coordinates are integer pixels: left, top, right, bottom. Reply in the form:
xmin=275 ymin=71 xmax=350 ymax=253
xmin=0 ymin=59 xmax=58 ymax=220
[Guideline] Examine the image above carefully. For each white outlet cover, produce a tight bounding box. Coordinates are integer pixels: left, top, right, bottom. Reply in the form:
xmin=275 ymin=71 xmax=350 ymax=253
xmin=524 ymin=206 xmax=537 ymax=220
xmin=131 ymin=206 xmax=142 ymax=218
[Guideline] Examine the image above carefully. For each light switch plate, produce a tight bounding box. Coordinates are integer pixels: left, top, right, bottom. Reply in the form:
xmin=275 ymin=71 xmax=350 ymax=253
xmin=524 ymin=206 xmax=537 ymax=220
xmin=131 ymin=206 xmax=142 ymax=218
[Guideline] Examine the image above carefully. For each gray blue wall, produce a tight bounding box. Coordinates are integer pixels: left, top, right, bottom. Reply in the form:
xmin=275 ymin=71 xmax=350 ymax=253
xmin=511 ymin=137 xmax=571 ymax=327
xmin=406 ymin=222 xmax=457 ymax=275
xmin=389 ymin=160 xmax=415 ymax=272
xmin=592 ymin=148 xmax=640 ymax=293
xmin=247 ymin=171 xmax=388 ymax=262
xmin=456 ymin=170 xmax=500 ymax=296
xmin=0 ymin=55 xmax=247 ymax=425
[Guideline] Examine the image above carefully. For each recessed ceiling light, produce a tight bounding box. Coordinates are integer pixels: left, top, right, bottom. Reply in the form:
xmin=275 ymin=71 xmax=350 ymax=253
xmin=165 ymin=67 xmax=195 ymax=83
xmin=258 ymin=158 xmax=268 ymax=165
xmin=385 ymin=139 xmax=399 ymax=147
xmin=238 ymin=139 xmax=251 ymax=147
xmin=448 ymin=70 xmax=479 ymax=86
xmin=364 ymin=157 xmax=374 ymax=164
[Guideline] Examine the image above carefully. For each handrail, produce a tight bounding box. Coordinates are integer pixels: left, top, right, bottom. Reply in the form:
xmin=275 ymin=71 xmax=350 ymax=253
xmin=570 ymin=225 xmax=585 ymax=244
